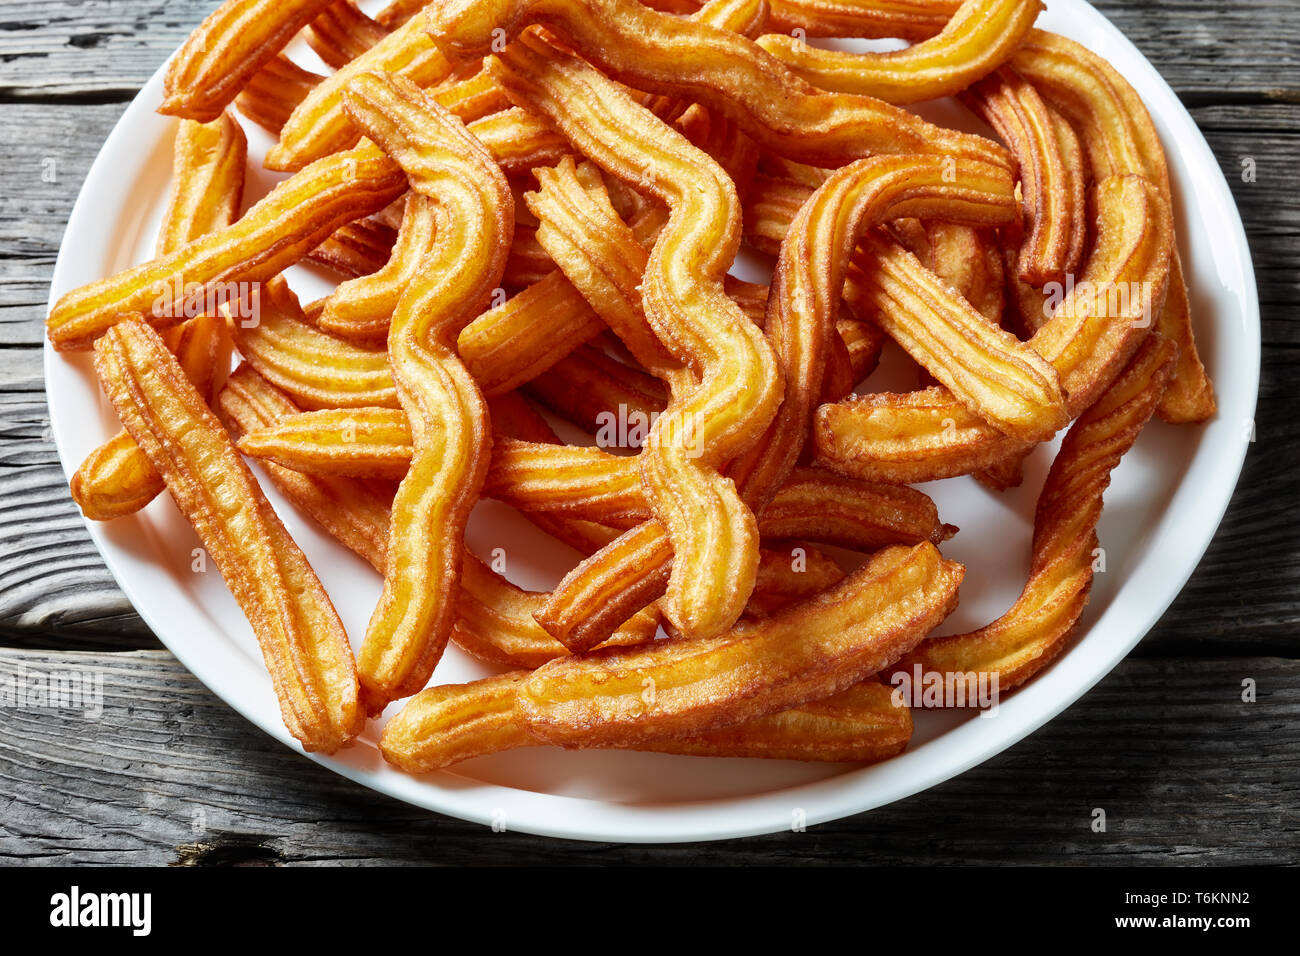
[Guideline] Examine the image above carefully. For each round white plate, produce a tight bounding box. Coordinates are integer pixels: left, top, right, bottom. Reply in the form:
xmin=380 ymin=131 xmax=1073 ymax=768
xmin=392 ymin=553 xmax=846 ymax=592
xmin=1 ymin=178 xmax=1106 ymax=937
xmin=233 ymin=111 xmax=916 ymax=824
xmin=45 ymin=0 xmax=1259 ymax=842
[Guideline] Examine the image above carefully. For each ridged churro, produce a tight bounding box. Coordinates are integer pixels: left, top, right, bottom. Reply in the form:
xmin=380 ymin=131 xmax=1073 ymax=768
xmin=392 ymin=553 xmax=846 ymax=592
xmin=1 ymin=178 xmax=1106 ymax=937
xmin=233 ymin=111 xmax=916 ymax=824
xmin=493 ymin=32 xmax=782 ymax=642
xmin=48 ymin=142 xmax=406 ymax=351
xmin=893 ymin=334 xmax=1176 ymax=693
xmin=758 ymin=0 xmax=1042 ymax=105
xmin=521 ymin=543 xmax=961 ymax=747
xmin=71 ymin=114 xmax=245 ymax=521
xmin=160 ymin=0 xmax=333 ymax=121
xmin=95 ymin=321 xmax=363 ymax=752
xmin=1013 ymin=30 xmax=1214 ymax=422
xmin=341 ymin=73 xmax=513 ymax=713
xmin=381 ymin=673 xmax=913 ymax=771
xmin=430 ymin=0 xmax=1012 ymax=169
xmin=266 ymin=11 xmax=454 ymax=171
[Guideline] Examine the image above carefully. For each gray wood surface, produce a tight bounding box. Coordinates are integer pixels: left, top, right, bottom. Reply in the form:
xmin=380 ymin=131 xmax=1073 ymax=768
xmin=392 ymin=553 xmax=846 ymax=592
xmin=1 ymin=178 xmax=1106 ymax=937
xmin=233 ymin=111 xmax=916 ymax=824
xmin=0 ymin=0 xmax=1297 ymax=863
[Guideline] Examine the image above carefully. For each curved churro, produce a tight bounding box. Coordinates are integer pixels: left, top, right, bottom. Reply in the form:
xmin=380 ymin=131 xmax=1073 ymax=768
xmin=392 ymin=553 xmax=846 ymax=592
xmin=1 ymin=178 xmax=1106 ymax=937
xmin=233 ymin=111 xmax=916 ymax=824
xmin=893 ymin=334 xmax=1176 ymax=694
xmin=266 ymin=10 xmax=455 ymax=171
xmin=71 ymin=114 xmax=245 ymax=522
xmin=1013 ymin=29 xmax=1213 ymax=423
xmin=48 ymin=142 xmax=406 ymax=351
xmin=766 ymin=0 xmax=959 ymax=39
xmin=304 ymin=0 xmax=388 ymax=69
xmin=315 ymin=193 xmax=435 ymax=343
xmin=215 ymin=365 xmax=656 ymax=670
xmin=95 ymin=321 xmax=362 ymax=753
xmin=758 ymin=0 xmax=1042 ymax=105
xmin=531 ymin=153 xmax=1012 ymax=651
xmin=492 ymin=33 xmax=783 ymax=642
xmin=962 ymin=65 xmax=1085 ymax=286
xmin=746 ymin=175 xmax=1003 ymax=326
xmin=381 ymin=673 xmax=912 ymax=771
xmin=160 ymin=0 xmax=334 ymax=121
xmin=521 ymin=543 xmax=961 ymax=747
xmin=341 ymin=72 xmax=513 ymax=713
xmin=921 ymin=222 xmax=1007 ymax=322
xmin=430 ymin=0 xmax=1012 ymax=170
xmin=816 ymin=174 xmax=1172 ymax=482
xmin=732 ymin=154 xmax=1028 ymax=520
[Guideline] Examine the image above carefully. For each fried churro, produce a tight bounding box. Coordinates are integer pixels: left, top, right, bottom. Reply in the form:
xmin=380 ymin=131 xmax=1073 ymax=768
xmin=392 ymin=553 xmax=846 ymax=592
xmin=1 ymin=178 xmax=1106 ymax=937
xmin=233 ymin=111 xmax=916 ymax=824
xmin=430 ymin=0 xmax=1012 ymax=170
xmin=71 ymin=114 xmax=245 ymax=521
xmin=95 ymin=321 xmax=362 ymax=752
xmin=892 ymin=334 xmax=1176 ymax=693
xmin=48 ymin=142 xmax=406 ymax=351
xmin=758 ymin=0 xmax=1042 ymax=105
xmin=493 ymin=32 xmax=782 ymax=642
xmin=381 ymin=673 xmax=912 ymax=771
xmin=161 ymin=0 xmax=334 ymax=121
xmin=341 ymin=72 xmax=513 ymax=713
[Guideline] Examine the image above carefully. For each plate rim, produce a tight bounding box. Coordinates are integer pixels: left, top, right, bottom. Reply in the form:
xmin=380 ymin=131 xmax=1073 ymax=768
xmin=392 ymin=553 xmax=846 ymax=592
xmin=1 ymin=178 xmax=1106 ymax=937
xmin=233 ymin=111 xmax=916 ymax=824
xmin=43 ymin=0 xmax=1261 ymax=843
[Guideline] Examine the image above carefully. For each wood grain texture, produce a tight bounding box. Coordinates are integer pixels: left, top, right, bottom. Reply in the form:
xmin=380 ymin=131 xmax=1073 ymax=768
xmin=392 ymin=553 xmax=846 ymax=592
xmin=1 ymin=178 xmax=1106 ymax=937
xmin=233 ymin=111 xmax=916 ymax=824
xmin=0 ymin=0 xmax=1295 ymax=858
xmin=0 ymin=649 xmax=1294 ymax=864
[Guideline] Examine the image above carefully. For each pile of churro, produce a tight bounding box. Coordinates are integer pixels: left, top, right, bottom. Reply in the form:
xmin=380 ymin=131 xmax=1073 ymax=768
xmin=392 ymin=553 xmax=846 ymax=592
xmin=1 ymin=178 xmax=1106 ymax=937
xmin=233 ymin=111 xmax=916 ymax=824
xmin=48 ymin=0 xmax=1214 ymax=769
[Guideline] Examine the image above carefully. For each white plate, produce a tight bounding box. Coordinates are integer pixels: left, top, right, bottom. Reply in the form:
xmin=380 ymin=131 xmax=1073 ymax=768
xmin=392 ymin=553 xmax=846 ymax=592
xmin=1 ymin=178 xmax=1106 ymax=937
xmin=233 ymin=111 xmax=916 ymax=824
xmin=45 ymin=0 xmax=1259 ymax=842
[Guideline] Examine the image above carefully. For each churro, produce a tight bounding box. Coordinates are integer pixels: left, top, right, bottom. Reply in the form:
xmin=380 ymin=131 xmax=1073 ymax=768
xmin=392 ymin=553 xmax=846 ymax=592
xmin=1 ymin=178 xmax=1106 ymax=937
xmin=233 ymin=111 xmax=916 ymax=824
xmin=341 ymin=72 xmax=513 ymax=713
xmin=95 ymin=321 xmax=363 ymax=753
xmin=758 ymin=0 xmax=1042 ymax=105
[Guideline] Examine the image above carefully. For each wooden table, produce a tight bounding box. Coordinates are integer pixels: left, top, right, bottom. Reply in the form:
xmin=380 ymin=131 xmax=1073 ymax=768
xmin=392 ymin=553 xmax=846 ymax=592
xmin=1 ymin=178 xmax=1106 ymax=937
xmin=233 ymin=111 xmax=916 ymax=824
xmin=1 ymin=0 xmax=1296 ymax=865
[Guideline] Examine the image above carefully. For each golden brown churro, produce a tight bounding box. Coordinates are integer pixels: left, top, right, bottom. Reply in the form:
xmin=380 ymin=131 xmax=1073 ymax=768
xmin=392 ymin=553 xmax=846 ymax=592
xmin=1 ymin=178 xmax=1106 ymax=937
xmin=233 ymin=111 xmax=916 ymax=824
xmin=381 ymin=673 xmax=912 ymax=771
xmin=758 ymin=0 xmax=1042 ymax=105
xmin=48 ymin=143 xmax=406 ymax=351
xmin=893 ymin=334 xmax=1176 ymax=694
xmin=95 ymin=321 xmax=362 ymax=753
xmin=520 ymin=543 xmax=961 ymax=747
xmin=341 ymin=73 xmax=513 ymax=713
xmin=161 ymin=0 xmax=334 ymax=121
xmin=1013 ymin=30 xmax=1214 ymax=422
xmin=428 ymin=0 xmax=1012 ymax=169
xmin=71 ymin=114 xmax=245 ymax=521
xmin=492 ymin=33 xmax=783 ymax=643
xmin=265 ymin=11 xmax=455 ymax=172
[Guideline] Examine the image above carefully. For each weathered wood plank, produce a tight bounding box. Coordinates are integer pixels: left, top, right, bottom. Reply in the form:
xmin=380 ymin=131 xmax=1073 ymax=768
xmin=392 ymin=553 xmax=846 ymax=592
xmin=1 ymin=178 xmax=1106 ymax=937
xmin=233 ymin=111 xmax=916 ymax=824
xmin=2 ymin=0 xmax=1298 ymax=103
xmin=0 ymin=649 xmax=1293 ymax=863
